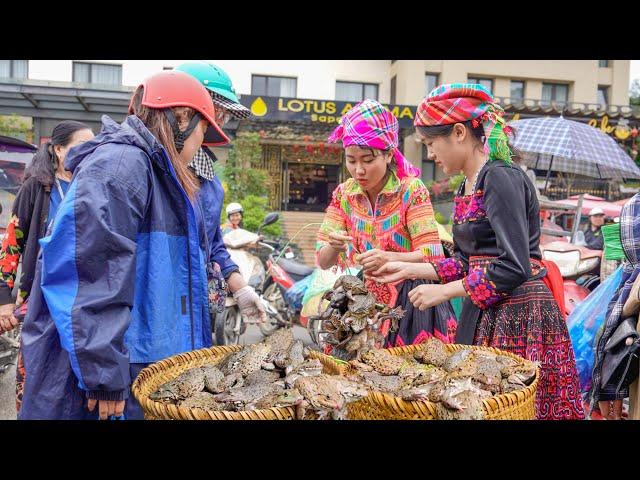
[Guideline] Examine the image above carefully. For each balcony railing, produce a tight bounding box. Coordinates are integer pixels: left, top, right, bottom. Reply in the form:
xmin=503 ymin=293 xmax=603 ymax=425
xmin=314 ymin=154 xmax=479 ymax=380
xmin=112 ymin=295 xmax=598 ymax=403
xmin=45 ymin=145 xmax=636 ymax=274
xmin=494 ymin=97 xmax=636 ymax=116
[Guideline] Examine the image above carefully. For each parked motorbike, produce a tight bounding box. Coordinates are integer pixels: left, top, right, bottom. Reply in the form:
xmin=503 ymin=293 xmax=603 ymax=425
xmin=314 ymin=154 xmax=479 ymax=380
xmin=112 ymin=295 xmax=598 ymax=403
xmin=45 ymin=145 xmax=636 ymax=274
xmin=257 ymin=233 xmax=315 ymax=337
xmin=540 ymin=240 xmax=602 ymax=315
xmin=213 ymin=213 xmax=280 ymax=345
xmin=0 ymin=324 xmax=20 ymax=375
xmin=539 ymin=195 xmax=604 ymax=316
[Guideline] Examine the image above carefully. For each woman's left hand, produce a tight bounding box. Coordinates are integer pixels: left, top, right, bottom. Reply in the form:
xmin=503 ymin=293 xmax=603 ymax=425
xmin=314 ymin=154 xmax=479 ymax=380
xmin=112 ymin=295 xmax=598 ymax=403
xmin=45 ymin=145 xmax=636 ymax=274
xmin=357 ymin=249 xmax=392 ymax=272
xmin=408 ymin=284 xmax=450 ymax=311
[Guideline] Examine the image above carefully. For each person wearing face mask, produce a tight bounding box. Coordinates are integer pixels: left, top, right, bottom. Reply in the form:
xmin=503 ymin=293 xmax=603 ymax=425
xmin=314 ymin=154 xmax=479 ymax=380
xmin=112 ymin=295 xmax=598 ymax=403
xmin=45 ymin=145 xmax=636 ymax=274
xmin=316 ymin=99 xmax=456 ymax=348
xmin=17 ymin=71 xmax=252 ymax=420
xmin=174 ymin=61 xmax=265 ymax=328
xmin=0 ymin=121 xmax=94 ymax=412
xmin=371 ymin=84 xmax=584 ymax=420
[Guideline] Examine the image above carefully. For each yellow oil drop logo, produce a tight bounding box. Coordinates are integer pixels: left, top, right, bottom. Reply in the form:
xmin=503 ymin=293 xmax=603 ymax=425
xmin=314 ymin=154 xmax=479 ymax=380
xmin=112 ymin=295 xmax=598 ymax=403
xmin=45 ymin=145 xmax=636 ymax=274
xmin=250 ymin=97 xmax=268 ymax=117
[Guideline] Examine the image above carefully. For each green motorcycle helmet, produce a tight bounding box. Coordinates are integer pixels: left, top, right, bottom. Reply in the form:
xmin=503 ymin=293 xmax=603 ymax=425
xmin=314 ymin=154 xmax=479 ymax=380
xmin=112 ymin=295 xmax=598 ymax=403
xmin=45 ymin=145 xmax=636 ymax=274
xmin=174 ymin=61 xmax=250 ymax=119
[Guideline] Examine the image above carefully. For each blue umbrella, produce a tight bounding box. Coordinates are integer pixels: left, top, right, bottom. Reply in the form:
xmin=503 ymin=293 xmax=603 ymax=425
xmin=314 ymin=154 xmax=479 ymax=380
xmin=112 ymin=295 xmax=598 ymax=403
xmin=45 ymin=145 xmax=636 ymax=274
xmin=509 ymin=116 xmax=640 ymax=186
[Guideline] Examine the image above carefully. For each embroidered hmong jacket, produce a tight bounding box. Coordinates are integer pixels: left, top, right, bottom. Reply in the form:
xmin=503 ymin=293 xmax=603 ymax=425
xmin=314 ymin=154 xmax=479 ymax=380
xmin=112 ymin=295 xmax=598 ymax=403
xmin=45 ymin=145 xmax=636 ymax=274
xmin=316 ymin=171 xmax=443 ymax=306
xmin=430 ymin=160 xmax=542 ymax=310
xmin=0 ymin=176 xmax=51 ymax=305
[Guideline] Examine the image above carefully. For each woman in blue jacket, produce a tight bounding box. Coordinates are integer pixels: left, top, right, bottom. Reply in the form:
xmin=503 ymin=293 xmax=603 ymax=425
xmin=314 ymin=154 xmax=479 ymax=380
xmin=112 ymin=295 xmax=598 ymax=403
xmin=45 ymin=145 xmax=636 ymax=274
xmin=18 ymin=70 xmax=265 ymax=420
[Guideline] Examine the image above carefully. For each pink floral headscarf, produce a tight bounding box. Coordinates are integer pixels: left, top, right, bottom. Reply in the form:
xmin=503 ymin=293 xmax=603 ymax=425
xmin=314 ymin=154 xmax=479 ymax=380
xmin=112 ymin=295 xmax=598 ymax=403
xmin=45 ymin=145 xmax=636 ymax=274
xmin=328 ymin=99 xmax=420 ymax=179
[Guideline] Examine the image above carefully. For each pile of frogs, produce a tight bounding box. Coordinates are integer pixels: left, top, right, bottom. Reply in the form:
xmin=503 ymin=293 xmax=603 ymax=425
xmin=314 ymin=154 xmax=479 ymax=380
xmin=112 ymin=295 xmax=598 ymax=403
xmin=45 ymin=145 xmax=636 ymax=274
xmin=149 ymin=328 xmax=368 ymax=420
xmin=311 ymin=275 xmax=405 ymax=361
xmin=345 ymin=337 xmax=538 ymax=420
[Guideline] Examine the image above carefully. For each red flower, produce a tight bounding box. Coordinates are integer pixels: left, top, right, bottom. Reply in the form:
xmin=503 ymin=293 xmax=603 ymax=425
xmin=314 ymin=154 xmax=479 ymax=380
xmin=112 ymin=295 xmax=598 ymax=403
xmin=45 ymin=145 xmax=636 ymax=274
xmin=475 ymin=284 xmax=491 ymax=301
xmin=0 ymin=252 xmax=20 ymax=276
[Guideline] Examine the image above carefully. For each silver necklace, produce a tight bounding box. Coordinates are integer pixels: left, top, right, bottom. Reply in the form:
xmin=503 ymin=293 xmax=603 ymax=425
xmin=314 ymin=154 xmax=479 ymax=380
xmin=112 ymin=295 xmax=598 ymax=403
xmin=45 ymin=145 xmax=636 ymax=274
xmin=465 ymin=158 xmax=489 ymax=195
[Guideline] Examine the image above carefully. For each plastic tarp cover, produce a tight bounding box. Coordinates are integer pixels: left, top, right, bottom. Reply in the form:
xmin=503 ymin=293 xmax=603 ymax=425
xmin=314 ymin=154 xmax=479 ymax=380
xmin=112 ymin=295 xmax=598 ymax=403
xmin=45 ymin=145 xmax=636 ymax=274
xmin=567 ymin=265 xmax=624 ymax=392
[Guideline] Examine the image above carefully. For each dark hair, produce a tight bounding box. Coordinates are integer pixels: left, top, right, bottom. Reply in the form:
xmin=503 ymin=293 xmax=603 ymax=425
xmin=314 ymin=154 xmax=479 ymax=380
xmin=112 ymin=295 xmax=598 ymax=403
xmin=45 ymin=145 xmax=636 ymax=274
xmin=416 ymin=120 xmax=485 ymax=145
xmin=129 ymin=86 xmax=200 ymax=199
xmin=24 ymin=120 xmax=91 ymax=188
xmin=417 ymin=120 xmax=517 ymax=161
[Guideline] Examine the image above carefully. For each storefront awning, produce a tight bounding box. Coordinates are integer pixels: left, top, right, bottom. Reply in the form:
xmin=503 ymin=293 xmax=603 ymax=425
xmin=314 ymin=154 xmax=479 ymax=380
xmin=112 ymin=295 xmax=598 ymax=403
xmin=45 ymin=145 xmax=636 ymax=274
xmin=0 ymin=78 xmax=133 ymax=122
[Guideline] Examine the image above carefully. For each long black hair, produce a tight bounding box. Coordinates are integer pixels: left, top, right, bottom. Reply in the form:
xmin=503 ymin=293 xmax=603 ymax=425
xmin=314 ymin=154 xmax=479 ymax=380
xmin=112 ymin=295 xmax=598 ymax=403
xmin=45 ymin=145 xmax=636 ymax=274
xmin=23 ymin=120 xmax=91 ymax=188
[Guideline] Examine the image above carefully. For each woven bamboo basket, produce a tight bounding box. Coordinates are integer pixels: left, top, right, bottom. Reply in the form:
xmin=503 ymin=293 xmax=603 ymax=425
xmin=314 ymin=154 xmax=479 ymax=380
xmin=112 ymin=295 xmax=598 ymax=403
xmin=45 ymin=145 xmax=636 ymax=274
xmin=346 ymin=344 xmax=539 ymax=421
xmin=131 ymin=345 xmax=344 ymax=420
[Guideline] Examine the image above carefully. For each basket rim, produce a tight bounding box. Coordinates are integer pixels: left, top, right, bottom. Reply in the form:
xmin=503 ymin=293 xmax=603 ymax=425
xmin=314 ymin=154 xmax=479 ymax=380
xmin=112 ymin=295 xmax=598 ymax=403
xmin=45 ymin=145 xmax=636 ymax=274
xmin=347 ymin=343 xmax=540 ymax=417
xmin=131 ymin=345 xmax=343 ymax=420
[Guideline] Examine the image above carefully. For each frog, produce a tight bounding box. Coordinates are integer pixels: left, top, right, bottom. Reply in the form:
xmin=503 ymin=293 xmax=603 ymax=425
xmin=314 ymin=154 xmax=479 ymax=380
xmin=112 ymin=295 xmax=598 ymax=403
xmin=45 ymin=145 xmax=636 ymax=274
xmin=294 ymin=374 xmax=347 ymax=420
xmin=220 ymin=343 xmax=272 ymax=377
xmin=150 ymin=367 xmax=205 ymax=403
xmin=244 ymin=369 xmax=282 ymax=387
xmin=495 ymin=354 xmax=520 ymax=368
xmin=346 ymin=293 xmax=376 ymax=317
xmin=345 ymin=329 xmax=380 ymax=361
xmin=412 ymin=367 xmax=448 ymax=387
xmin=212 ymin=382 xmax=283 ymax=411
xmin=500 ymin=361 xmax=538 ymax=386
xmin=442 ymin=349 xmax=475 ymax=373
xmin=436 ymin=377 xmax=490 ymax=420
xmin=284 ymin=358 xmax=323 ymax=388
xmin=351 ymin=371 xmax=407 ymax=393
xmin=398 ymin=384 xmax=437 ymax=402
xmin=342 ymin=313 xmax=369 ymax=334
xmin=275 ymin=339 xmax=305 ymax=375
xmin=331 ymin=377 xmax=369 ymax=404
xmin=373 ymin=306 xmax=405 ymax=333
xmin=414 ymin=337 xmax=449 ymax=367
xmin=472 ymin=356 xmax=503 ymax=392
xmin=361 ymin=349 xmax=406 ymax=376
xmin=201 ymin=365 xmax=226 ymax=394
xmin=252 ymin=388 xmax=304 ymax=410
xmin=398 ymin=363 xmax=437 ymax=385
xmin=219 ymin=373 xmax=244 ymax=391
xmin=179 ymin=391 xmax=230 ymax=412
xmin=263 ymin=328 xmax=295 ymax=364
xmin=334 ymin=275 xmax=368 ymax=295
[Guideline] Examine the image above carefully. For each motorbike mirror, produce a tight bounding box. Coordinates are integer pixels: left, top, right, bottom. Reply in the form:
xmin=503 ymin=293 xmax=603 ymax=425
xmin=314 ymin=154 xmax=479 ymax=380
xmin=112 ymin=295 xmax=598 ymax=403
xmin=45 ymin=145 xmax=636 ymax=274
xmin=261 ymin=212 xmax=279 ymax=228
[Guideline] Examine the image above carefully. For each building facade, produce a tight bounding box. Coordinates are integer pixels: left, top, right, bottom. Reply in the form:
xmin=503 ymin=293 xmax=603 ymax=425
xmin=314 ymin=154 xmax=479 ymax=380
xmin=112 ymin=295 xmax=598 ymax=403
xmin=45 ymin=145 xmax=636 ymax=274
xmin=1 ymin=59 xmax=636 ymax=211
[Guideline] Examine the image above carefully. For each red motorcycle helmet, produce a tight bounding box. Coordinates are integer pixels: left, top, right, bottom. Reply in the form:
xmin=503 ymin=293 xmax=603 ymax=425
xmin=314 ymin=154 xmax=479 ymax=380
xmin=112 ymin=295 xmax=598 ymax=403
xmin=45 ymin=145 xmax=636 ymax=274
xmin=128 ymin=70 xmax=230 ymax=146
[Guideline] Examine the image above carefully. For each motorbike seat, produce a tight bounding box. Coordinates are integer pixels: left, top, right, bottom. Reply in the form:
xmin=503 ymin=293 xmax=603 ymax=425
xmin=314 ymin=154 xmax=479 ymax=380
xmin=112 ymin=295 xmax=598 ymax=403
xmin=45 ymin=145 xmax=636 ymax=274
xmin=276 ymin=258 xmax=314 ymax=277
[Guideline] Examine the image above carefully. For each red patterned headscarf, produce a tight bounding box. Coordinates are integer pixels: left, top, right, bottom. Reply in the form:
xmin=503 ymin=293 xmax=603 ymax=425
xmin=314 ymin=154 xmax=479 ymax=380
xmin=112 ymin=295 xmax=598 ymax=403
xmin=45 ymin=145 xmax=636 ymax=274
xmin=329 ymin=99 xmax=420 ymax=179
xmin=414 ymin=83 xmax=513 ymax=164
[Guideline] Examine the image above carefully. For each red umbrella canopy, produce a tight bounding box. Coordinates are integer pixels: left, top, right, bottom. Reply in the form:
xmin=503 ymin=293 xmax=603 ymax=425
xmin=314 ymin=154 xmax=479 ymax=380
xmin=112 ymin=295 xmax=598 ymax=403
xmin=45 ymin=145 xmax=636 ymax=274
xmin=558 ymin=195 xmax=623 ymax=217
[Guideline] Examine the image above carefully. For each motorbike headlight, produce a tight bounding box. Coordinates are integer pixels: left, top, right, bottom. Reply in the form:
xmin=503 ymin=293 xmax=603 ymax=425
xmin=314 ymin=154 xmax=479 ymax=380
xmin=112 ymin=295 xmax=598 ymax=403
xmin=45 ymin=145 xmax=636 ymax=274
xmin=577 ymin=257 xmax=600 ymax=275
xmin=542 ymin=250 xmax=580 ymax=277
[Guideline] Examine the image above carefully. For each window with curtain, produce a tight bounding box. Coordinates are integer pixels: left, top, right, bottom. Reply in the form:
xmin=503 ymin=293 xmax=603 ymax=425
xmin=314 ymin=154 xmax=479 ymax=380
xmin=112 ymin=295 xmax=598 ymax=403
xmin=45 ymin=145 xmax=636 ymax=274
xmin=597 ymin=86 xmax=609 ymax=108
xmin=0 ymin=60 xmax=28 ymax=79
xmin=425 ymin=73 xmax=439 ymax=95
xmin=510 ymin=80 xmax=525 ymax=103
xmin=541 ymin=83 xmax=568 ymax=106
xmin=251 ymin=75 xmax=297 ymax=97
xmin=72 ymin=62 xmax=122 ymax=86
xmin=390 ymin=75 xmax=397 ymax=105
xmin=335 ymin=81 xmax=379 ymax=102
xmin=598 ymin=60 xmax=610 ymax=68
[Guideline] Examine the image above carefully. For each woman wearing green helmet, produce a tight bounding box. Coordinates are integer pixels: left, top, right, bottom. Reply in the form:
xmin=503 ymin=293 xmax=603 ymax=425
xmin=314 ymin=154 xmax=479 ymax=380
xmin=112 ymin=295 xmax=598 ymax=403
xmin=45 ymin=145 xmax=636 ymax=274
xmin=174 ymin=62 xmax=265 ymax=343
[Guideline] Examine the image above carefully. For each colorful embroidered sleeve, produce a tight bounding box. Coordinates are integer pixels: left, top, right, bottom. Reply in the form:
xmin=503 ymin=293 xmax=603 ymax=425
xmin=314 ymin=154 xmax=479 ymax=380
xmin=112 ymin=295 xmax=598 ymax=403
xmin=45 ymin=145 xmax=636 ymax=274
xmin=0 ymin=184 xmax=34 ymax=305
xmin=404 ymin=178 xmax=443 ymax=262
xmin=316 ymin=184 xmax=352 ymax=268
xmin=430 ymin=237 xmax=469 ymax=284
xmin=462 ymin=166 xmax=531 ymax=309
